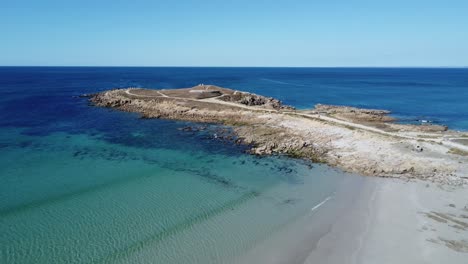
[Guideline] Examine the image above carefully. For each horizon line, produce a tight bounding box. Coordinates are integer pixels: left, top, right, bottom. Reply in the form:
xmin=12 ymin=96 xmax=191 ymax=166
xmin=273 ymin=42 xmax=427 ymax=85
xmin=1 ymin=65 xmax=467 ymax=69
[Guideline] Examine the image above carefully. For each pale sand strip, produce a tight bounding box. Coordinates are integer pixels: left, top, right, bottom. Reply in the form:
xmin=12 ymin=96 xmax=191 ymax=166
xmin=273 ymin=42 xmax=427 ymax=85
xmin=233 ymin=178 xmax=468 ymax=264
xmin=304 ymin=179 xmax=468 ymax=264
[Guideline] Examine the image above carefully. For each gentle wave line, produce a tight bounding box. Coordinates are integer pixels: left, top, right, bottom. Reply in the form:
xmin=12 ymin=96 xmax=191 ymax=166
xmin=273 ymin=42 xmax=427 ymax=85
xmin=260 ymin=78 xmax=307 ymax=87
xmin=310 ymin=196 xmax=333 ymax=212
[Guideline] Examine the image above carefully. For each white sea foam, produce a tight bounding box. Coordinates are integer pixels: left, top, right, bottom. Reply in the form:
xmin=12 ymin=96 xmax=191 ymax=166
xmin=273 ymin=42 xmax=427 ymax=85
xmin=311 ymin=195 xmax=333 ymax=212
xmin=260 ymin=78 xmax=307 ymax=87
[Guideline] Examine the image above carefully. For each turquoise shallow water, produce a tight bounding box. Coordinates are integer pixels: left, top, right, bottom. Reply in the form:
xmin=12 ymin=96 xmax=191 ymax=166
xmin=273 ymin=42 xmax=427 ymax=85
xmin=0 ymin=127 xmax=352 ymax=264
xmin=1 ymin=67 xmax=465 ymax=263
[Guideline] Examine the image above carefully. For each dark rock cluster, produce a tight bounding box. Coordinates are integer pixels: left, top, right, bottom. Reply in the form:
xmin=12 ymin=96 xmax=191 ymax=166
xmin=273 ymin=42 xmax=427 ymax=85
xmin=219 ymin=92 xmax=295 ymax=110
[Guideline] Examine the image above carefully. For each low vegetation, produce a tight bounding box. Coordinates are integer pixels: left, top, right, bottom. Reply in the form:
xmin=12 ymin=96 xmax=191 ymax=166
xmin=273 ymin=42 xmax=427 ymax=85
xmin=448 ymin=148 xmax=468 ymax=156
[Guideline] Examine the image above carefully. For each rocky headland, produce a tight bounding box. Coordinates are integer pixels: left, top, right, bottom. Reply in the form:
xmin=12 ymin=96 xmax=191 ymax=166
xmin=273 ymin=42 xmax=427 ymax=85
xmin=89 ymin=85 xmax=468 ymax=185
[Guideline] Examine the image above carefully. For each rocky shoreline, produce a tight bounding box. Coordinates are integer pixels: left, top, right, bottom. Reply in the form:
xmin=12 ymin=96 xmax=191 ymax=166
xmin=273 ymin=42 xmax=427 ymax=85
xmin=88 ymin=85 xmax=468 ymax=185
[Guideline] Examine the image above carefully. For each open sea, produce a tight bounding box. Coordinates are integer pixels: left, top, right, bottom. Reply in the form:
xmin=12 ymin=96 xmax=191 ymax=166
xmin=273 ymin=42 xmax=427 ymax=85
xmin=1 ymin=67 xmax=467 ymax=263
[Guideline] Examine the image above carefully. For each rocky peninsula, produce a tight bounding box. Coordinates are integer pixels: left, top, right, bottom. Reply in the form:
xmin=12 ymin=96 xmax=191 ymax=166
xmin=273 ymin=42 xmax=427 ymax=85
xmin=89 ymin=85 xmax=468 ymax=185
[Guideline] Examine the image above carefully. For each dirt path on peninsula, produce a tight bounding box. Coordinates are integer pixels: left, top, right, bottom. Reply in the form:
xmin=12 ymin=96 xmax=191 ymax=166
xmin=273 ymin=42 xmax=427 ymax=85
xmin=124 ymin=88 xmax=468 ymax=153
xmin=90 ymin=86 xmax=468 ymax=185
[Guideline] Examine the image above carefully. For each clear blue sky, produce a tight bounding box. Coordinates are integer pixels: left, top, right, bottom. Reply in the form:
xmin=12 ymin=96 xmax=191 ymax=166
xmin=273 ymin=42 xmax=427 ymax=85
xmin=1 ymin=0 xmax=467 ymax=67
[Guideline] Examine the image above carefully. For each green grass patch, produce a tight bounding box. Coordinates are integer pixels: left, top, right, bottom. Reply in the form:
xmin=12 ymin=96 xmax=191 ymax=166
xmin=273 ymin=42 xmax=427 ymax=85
xmin=448 ymin=148 xmax=468 ymax=156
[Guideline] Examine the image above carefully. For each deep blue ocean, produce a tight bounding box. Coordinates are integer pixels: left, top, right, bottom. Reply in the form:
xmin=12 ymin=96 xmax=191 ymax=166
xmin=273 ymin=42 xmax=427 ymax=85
xmin=0 ymin=67 xmax=467 ymax=263
xmin=2 ymin=67 xmax=467 ymax=132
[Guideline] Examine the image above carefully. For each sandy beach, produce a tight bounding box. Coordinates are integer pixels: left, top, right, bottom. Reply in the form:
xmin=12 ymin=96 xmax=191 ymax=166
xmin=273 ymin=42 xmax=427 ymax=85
xmin=233 ymin=177 xmax=468 ymax=264
xmin=306 ymin=178 xmax=468 ymax=264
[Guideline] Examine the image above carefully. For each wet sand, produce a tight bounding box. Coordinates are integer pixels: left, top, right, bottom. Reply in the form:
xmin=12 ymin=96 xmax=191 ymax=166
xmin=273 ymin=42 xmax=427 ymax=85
xmin=234 ymin=177 xmax=468 ymax=264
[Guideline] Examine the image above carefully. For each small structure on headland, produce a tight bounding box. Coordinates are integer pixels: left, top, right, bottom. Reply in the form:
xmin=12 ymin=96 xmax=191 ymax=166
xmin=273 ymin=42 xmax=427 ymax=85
xmin=188 ymin=88 xmax=222 ymax=99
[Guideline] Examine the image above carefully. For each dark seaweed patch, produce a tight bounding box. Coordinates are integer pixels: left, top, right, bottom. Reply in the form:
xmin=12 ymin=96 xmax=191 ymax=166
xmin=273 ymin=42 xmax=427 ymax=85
xmin=170 ymin=166 xmax=242 ymax=190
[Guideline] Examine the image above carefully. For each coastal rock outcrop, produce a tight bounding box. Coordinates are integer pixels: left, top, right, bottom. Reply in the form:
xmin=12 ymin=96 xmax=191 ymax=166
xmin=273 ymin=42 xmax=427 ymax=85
xmin=218 ymin=91 xmax=295 ymax=110
xmin=88 ymin=86 xmax=468 ymax=185
xmin=312 ymin=104 xmax=448 ymax=132
xmin=313 ymin=104 xmax=395 ymax=122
